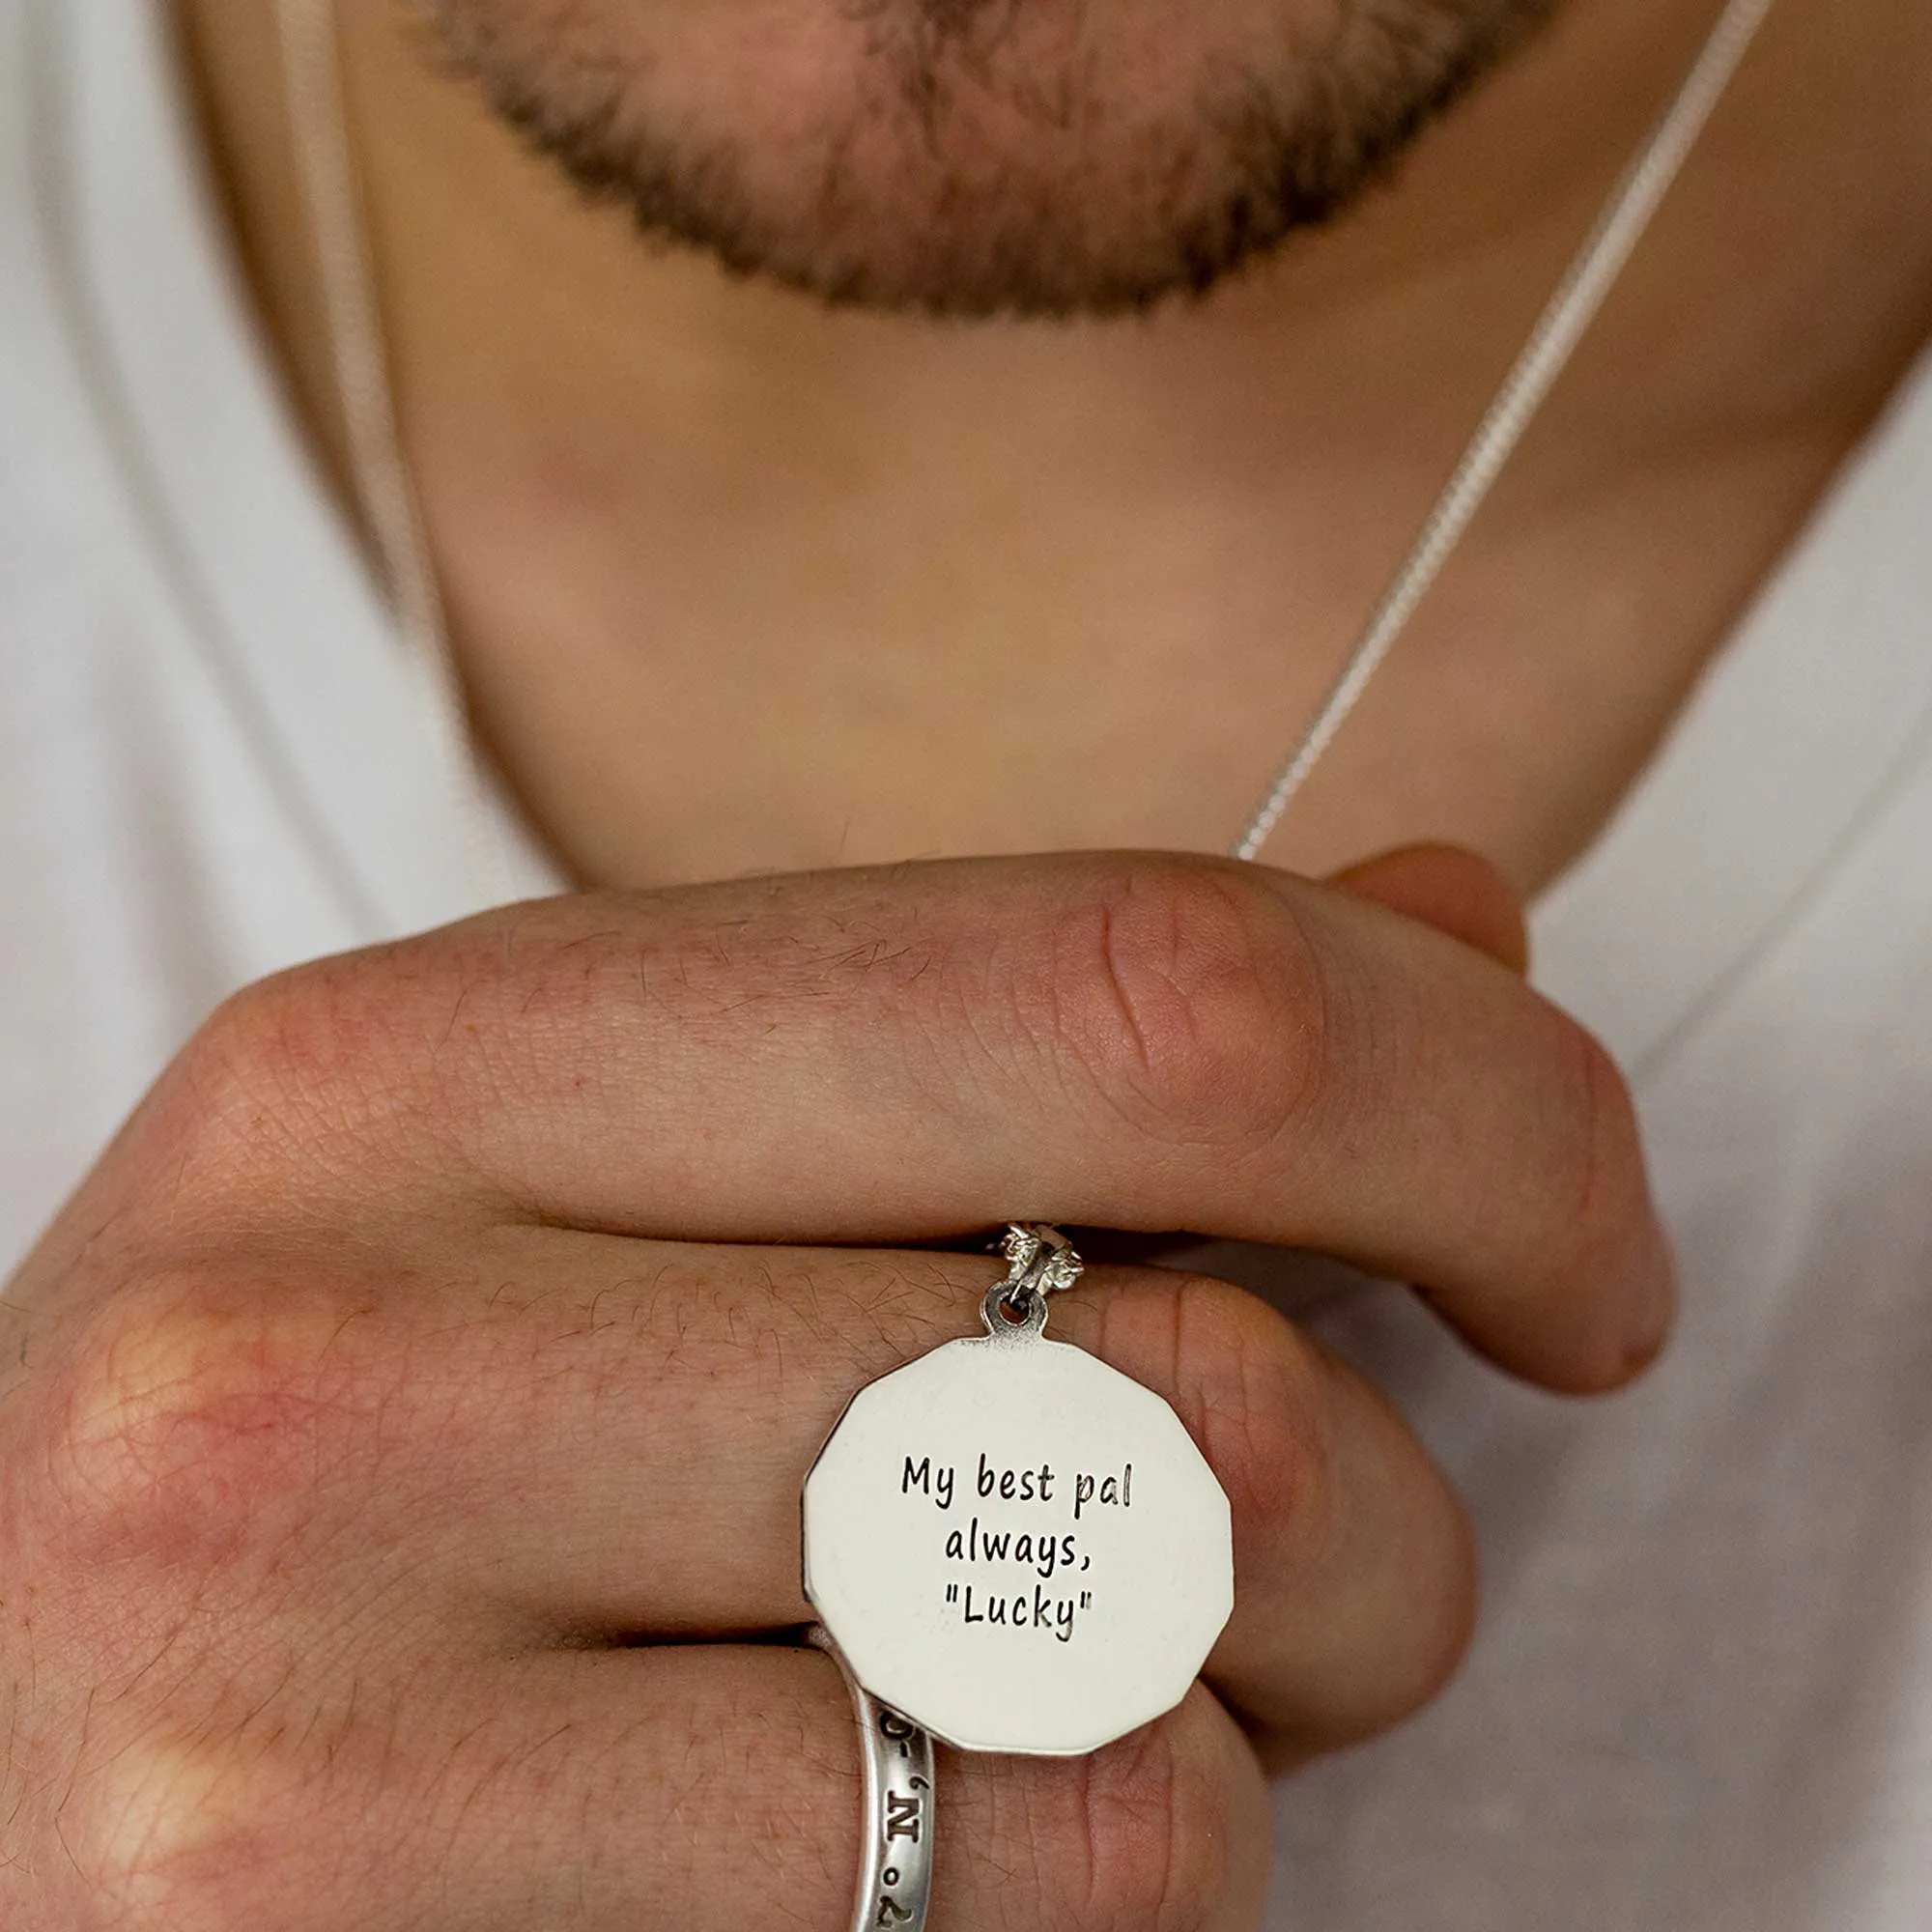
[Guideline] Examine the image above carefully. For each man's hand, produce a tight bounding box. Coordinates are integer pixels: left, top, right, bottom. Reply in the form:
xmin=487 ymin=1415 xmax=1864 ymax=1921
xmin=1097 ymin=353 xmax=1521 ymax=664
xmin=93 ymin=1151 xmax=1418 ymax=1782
xmin=0 ymin=851 xmax=1670 ymax=1930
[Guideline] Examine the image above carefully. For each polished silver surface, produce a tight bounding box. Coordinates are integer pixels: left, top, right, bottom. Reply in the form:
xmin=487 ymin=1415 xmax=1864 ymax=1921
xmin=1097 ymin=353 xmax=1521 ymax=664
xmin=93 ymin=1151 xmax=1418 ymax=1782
xmin=805 ymin=1229 xmax=1235 ymax=1756
xmin=810 ymin=1628 xmax=937 ymax=1932
xmin=998 ymin=1223 xmax=1085 ymax=1303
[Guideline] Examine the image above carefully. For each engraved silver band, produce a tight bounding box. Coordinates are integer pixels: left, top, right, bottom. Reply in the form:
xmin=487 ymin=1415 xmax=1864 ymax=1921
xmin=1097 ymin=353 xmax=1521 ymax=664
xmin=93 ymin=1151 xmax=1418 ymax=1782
xmin=808 ymin=1626 xmax=937 ymax=1932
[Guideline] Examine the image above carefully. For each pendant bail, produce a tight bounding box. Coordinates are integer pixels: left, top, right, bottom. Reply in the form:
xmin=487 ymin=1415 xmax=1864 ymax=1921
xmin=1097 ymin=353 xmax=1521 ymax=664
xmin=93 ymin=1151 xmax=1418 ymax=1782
xmin=802 ymin=1216 xmax=1235 ymax=1755
xmin=997 ymin=1221 xmax=1090 ymax=1329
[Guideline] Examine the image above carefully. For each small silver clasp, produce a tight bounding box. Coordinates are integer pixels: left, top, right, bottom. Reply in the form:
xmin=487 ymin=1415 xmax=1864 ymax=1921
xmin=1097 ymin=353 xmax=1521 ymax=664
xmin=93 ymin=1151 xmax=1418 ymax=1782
xmin=982 ymin=1223 xmax=1084 ymax=1339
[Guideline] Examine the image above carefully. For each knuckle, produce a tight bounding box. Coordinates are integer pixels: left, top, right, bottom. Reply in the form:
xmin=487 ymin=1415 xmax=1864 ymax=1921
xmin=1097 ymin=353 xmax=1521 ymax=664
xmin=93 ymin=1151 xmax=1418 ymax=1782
xmin=1338 ymin=1444 xmax=1480 ymax=1745
xmin=1064 ymin=1690 xmax=1237 ymax=1931
xmin=1136 ymin=1272 xmax=1477 ymax=1743
xmin=140 ymin=987 xmax=304 ymax=1199
xmin=157 ymin=959 xmax=413 ymax=1192
xmin=65 ymin=1735 xmax=279 ymax=1932
xmin=175 ymin=970 xmax=329 ymax=1131
xmin=1153 ymin=1272 xmax=1339 ymax=1569
xmin=1037 ymin=859 xmax=1329 ymax=1150
xmin=39 ymin=1272 xmax=379 ymax=1564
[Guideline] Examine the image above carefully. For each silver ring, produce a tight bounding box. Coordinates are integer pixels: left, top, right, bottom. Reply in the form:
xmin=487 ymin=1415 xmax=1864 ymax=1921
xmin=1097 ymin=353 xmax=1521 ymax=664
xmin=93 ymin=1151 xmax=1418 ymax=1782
xmin=808 ymin=1627 xmax=936 ymax=1932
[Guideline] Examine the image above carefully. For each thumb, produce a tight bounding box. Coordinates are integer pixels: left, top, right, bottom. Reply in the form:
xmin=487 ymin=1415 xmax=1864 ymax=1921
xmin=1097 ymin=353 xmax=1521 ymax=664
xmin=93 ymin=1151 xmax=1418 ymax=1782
xmin=1326 ymin=842 xmax=1530 ymax=976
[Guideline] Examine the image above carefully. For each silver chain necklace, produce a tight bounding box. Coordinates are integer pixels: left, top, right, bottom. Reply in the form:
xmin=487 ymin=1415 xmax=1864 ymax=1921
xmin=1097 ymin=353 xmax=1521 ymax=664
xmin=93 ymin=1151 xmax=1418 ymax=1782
xmin=274 ymin=0 xmax=1775 ymax=892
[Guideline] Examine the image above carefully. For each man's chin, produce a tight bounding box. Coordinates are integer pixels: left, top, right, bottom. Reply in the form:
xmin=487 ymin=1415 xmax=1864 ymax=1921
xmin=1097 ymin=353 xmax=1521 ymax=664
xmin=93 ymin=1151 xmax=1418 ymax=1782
xmin=416 ymin=0 xmax=1560 ymax=317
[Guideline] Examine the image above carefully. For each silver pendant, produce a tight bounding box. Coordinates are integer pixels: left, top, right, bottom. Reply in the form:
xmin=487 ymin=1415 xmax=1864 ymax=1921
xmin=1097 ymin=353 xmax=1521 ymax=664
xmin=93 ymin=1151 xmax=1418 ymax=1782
xmin=803 ymin=1228 xmax=1235 ymax=1757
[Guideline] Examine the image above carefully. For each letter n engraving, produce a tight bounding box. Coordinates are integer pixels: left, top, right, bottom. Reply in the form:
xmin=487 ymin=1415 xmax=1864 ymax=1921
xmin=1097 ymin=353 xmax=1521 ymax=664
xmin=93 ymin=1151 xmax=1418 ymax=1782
xmin=885 ymin=1793 xmax=922 ymax=1843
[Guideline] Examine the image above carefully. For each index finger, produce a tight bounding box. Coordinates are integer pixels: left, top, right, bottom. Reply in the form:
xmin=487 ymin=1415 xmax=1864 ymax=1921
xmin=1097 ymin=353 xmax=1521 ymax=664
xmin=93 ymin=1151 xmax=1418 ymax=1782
xmin=160 ymin=852 xmax=1671 ymax=1392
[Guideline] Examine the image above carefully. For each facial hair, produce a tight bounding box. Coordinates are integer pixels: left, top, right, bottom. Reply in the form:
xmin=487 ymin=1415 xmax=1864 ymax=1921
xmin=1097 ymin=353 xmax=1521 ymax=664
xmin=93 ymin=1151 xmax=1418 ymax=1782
xmin=414 ymin=0 xmax=1562 ymax=317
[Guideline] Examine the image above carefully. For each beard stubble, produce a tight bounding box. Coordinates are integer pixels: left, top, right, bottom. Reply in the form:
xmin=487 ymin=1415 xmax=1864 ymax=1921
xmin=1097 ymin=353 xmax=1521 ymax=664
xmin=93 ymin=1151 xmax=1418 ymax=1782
xmin=412 ymin=0 xmax=1562 ymax=316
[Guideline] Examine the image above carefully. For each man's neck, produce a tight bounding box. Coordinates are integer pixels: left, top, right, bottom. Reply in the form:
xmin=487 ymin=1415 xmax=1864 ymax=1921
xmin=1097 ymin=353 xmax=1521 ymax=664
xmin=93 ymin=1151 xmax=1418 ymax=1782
xmin=179 ymin=0 xmax=1932 ymax=893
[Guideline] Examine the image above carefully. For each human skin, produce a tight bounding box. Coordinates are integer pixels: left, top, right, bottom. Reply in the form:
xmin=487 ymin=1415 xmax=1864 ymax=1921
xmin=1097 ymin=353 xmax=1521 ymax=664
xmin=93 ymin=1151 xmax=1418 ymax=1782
xmin=8 ymin=0 xmax=1926 ymax=1921
xmin=180 ymin=0 xmax=1932 ymax=891
xmin=406 ymin=0 xmax=1562 ymax=314
xmin=0 ymin=847 xmax=1670 ymax=1927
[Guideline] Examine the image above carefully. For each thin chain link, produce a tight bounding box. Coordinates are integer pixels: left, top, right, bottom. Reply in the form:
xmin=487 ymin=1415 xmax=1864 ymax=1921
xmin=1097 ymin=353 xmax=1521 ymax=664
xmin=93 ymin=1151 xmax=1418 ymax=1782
xmin=1233 ymin=0 xmax=1776 ymax=860
xmin=273 ymin=0 xmax=1774 ymax=891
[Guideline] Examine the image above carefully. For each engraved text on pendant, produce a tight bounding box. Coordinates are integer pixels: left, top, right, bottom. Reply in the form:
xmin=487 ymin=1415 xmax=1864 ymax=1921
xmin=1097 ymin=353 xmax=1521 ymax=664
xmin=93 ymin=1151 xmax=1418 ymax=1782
xmin=803 ymin=1321 xmax=1235 ymax=1756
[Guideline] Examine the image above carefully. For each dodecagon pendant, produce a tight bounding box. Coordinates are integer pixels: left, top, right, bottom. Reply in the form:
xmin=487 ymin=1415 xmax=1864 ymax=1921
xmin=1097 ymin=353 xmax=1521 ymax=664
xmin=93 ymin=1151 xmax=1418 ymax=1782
xmin=803 ymin=1311 xmax=1235 ymax=1756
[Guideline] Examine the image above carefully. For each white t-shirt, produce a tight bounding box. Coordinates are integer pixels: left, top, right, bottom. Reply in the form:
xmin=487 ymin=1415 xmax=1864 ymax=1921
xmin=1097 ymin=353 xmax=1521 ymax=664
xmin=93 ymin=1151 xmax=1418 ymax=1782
xmin=7 ymin=2 xmax=1932 ymax=1925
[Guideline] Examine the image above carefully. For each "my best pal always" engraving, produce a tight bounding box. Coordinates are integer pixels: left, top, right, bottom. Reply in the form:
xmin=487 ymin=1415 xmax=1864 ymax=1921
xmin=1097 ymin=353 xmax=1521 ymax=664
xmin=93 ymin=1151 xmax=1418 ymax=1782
xmin=803 ymin=1312 xmax=1235 ymax=1756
